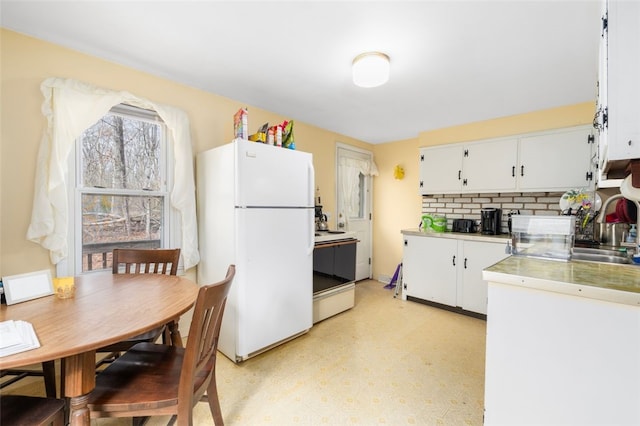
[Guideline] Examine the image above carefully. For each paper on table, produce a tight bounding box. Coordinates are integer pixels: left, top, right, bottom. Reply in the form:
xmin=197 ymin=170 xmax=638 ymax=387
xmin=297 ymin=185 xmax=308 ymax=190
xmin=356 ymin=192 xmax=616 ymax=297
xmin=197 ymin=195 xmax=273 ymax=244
xmin=0 ymin=320 xmax=41 ymax=357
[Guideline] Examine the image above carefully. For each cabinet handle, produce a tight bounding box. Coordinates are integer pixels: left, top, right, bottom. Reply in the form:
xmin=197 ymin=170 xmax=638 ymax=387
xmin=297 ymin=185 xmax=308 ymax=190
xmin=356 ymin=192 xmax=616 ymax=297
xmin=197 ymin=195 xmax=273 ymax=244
xmin=520 ymin=165 xmax=524 ymax=177
xmin=512 ymin=166 xmax=515 ymax=177
xmin=404 ymin=240 xmax=408 ymax=246
xmin=452 ymin=255 xmax=456 ymax=266
xmin=464 ymin=258 xmax=468 ymax=269
xmin=458 ymin=170 xmax=462 ymax=180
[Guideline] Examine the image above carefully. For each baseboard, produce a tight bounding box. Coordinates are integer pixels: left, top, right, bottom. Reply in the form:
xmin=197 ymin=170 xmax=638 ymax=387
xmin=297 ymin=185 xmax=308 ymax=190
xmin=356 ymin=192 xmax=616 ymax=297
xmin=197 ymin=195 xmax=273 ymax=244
xmin=406 ymin=296 xmax=487 ymax=320
xmin=377 ymin=274 xmax=391 ymax=284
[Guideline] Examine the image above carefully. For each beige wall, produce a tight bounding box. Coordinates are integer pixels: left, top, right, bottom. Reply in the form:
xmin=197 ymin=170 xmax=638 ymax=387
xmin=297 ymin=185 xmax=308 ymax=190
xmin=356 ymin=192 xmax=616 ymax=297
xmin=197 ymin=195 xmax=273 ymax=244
xmin=1 ymin=28 xmax=595 ymax=284
xmin=419 ymin=103 xmax=595 ymax=147
xmin=0 ymin=29 xmax=369 ymax=277
xmin=371 ymin=102 xmax=595 ymax=280
xmin=371 ymin=138 xmax=421 ymax=280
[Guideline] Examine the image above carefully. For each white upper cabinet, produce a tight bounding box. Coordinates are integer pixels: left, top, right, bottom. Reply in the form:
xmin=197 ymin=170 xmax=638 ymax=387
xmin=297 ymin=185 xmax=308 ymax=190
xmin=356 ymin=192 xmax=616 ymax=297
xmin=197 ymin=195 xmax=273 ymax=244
xmin=419 ymin=145 xmax=464 ymax=194
xmin=518 ymin=126 xmax=596 ymax=191
xmin=419 ymin=125 xmax=595 ymax=195
xmin=462 ymin=137 xmax=518 ymax=192
xmin=598 ymin=0 xmax=640 ymax=174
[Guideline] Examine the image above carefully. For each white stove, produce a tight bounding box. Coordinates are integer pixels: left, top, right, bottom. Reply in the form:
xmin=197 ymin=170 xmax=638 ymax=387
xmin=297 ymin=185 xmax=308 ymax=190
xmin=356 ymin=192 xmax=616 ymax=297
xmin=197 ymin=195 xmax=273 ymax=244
xmin=312 ymin=230 xmax=357 ymax=324
xmin=314 ymin=230 xmax=357 ymax=244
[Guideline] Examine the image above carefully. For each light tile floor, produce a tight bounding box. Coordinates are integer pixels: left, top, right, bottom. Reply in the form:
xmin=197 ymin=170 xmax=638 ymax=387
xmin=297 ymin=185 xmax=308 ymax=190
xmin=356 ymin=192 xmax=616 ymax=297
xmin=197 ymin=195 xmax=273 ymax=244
xmin=2 ymin=279 xmax=487 ymax=425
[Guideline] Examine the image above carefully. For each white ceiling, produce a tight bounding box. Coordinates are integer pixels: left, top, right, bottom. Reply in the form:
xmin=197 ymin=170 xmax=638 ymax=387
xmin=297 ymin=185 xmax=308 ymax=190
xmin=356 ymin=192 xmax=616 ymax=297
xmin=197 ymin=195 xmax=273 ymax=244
xmin=1 ymin=0 xmax=602 ymax=144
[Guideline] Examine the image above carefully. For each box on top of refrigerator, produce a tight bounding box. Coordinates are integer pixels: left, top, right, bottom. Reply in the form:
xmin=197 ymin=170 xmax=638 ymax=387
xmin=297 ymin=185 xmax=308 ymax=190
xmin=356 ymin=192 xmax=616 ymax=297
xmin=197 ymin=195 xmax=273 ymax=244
xmin=511 ymin=215 xmax=576 ymax=261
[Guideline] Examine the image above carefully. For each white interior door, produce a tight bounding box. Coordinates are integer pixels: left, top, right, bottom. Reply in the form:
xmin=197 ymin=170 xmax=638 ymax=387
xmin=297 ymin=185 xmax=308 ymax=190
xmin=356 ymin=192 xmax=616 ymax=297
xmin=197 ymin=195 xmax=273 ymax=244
xmin=336 ymin=144 xmax=373 ymax=281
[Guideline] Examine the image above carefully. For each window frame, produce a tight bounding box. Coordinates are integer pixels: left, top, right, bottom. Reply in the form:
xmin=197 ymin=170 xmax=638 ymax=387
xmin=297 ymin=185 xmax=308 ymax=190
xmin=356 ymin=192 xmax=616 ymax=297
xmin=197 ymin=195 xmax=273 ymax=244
xmin=57 ymin=104 xmax=179 ymax=276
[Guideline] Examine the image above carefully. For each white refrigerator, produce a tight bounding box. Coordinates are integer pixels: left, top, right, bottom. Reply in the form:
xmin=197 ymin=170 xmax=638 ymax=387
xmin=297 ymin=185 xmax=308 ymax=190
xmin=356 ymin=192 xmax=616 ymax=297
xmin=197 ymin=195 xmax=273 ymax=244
xmin=196 ymin=138 xmax=315 ymax=362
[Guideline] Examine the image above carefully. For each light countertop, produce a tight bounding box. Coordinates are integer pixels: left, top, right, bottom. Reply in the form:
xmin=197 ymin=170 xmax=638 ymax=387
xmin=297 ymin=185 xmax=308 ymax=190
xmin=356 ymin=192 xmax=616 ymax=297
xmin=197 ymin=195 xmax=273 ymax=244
xmin=483 ymin=255 xmax=640 ymax=306
xmin=315 ymin=230 xmax=357 ymax=244
xmin=401 ymin=228 xmax=511 ymax=244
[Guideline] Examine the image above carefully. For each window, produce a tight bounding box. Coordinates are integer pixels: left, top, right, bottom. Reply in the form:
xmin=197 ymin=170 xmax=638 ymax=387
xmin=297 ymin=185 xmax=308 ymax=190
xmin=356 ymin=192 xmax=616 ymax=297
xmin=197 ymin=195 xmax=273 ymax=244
xmin=348 ymin=172 xmax=366 ymax=220
xmin=75 ymin=105 xmax=171 ymax=273
xmin=29 ymin=78 xmax=199 ymax=274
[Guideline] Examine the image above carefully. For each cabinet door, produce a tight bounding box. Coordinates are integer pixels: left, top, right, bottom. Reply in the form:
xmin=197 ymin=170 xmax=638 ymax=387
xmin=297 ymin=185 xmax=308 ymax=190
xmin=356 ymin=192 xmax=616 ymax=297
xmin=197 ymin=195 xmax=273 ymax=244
xmin=459 ymin=240 xmax=509 ymax=315
xmin=402 ymin=236 xmax=457 ymax=305
xmin=463 ymin=138 xmax=518 ymax=192
xmin=402 ymin=236 xmax=429 ymax=300
xmin=518 ymin=126 xmax=595 ymax=191
xmin=607 ymin=0 xmax=640 ymax=162
xmin=419 ymin=145 xmax=463 ymax=194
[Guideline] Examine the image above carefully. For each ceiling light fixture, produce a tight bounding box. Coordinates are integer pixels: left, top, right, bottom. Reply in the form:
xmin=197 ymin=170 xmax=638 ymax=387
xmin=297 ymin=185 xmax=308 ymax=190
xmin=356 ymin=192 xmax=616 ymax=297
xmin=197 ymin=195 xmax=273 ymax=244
xmin=352 ymin=52 xmax=390 ymax=88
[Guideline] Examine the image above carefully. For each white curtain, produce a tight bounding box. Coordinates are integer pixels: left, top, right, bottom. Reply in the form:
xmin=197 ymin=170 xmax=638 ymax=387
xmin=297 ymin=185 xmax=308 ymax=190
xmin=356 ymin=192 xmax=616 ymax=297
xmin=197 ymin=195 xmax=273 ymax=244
xmin=26 ymin=78 xmax=200 ymax=269
xmin=338 ymin=157 xmax=378 ymax=228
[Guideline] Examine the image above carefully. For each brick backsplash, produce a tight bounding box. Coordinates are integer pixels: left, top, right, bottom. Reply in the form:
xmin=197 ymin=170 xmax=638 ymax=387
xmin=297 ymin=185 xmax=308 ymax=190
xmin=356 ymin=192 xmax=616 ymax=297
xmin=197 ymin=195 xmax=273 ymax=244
xmin=421 ymin=192 xmax=565 ymax=234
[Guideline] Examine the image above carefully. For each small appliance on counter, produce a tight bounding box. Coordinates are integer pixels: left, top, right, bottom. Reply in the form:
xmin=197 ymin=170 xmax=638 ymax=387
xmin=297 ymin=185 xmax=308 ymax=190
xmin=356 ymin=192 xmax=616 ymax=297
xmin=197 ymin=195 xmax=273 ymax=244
xmin=481 ymin=208 xmax=502 ymax=235
xmin=452 ymin=218 xmax=476 ymax=233
xmin=316 ymin=214 xmax=329 ymax=231
xmin=510 ymin=215 xmax=575 ymax=261
xmin=315 ymin=205 xmax=329 ymax=231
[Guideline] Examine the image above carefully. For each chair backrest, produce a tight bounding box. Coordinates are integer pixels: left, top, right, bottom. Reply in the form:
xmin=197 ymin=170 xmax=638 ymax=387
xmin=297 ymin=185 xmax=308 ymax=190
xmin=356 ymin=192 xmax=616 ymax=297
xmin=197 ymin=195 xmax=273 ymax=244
xmin=177 ymin=264 xmax=235 ymax=420
xmin=112 ymin=248 xmax=181 ymax=275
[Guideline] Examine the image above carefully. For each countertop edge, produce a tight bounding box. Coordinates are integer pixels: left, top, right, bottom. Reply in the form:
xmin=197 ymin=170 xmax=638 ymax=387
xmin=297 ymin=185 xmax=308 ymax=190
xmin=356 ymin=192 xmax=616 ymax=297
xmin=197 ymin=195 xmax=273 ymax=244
xmin=483 ymin=258 xmax=640 ymax=307
xmin=401 ymin=228 xmax=511 ymax=244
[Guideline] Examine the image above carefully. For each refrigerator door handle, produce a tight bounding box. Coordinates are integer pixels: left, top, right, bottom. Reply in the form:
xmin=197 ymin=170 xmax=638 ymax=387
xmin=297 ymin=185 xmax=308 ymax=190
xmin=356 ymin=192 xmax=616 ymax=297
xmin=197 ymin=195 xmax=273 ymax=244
xmin=307 ymin=208 xmax=315 ymax=256
xmin=308 ymin=160 xmax=315 ymax=207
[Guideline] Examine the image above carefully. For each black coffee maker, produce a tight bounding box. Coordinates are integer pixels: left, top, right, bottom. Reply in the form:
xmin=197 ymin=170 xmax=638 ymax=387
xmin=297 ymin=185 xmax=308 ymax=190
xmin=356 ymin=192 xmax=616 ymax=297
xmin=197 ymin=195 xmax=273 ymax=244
xmin=481 ymin=208 xmax=502 ymax=235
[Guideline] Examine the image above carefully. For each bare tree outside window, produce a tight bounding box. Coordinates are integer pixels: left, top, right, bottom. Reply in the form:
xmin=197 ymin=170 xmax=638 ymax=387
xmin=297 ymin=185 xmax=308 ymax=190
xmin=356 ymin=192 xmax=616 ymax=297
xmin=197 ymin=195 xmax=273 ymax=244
xmin=79 ymin=107 xmax=167 ymax=272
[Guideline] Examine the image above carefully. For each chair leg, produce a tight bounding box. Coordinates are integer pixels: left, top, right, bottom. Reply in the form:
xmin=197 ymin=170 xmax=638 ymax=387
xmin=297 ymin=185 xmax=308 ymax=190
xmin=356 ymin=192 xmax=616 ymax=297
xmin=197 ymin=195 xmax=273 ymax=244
xmin=206 ymin=370 xmax=224 ymax=425
xmin=0 ymin=362 xmax=57 ymax=398
xmin=42 ymin=360 xmax=57 ymax=398
xmin=96 ymin=351 xmax=121 ymax=369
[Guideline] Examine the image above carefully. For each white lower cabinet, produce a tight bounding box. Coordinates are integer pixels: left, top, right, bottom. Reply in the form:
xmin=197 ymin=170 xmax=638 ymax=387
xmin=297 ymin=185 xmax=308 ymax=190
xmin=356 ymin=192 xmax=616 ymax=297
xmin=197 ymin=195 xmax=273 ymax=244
xmin=402 ymin=236 xmax=458 ymax=306
xmin=458 ymin=240 xmax=509 ymax=314
xmin=402 ymin=235 xmax=509 ymax=315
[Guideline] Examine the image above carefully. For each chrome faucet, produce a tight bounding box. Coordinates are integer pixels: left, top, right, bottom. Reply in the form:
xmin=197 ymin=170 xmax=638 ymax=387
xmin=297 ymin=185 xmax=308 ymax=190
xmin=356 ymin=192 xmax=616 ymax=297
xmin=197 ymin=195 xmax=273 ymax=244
xmin=597 ymin=193 xmax=640 ymax=248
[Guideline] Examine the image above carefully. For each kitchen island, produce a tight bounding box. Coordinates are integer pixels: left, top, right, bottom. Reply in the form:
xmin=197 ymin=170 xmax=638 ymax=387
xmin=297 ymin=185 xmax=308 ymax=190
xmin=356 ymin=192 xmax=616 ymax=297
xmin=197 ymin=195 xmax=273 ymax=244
xmin=482 ymin=256 xmax=640 ymax=426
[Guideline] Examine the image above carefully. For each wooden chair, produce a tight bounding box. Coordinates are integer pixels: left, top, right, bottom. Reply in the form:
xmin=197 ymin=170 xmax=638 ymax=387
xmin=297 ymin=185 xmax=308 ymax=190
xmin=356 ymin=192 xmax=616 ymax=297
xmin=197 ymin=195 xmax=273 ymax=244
xmin=0 ymin=360 xmax=57 ymax=397
xmin=96 ymin=248 xmax=182 ymax=368
xmin=88 ymin=265 xmax=236 ymax=426
xmin=0 ymin=395 xmax=66 ymax=426
xmin=112 ymin=248 xmax=180 ymax=275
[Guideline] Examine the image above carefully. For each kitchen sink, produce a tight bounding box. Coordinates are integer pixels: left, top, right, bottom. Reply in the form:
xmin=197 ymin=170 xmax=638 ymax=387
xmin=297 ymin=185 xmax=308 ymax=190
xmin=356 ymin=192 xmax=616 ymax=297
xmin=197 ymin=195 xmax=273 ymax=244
xmin=571 ymin=247 xmax=632 ymax=265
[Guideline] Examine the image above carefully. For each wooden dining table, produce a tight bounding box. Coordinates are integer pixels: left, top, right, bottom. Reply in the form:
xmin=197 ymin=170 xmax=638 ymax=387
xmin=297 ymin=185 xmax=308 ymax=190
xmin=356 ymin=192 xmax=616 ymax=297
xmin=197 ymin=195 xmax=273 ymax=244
xmin=0 ymin=272 xmax=199 ymax=425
